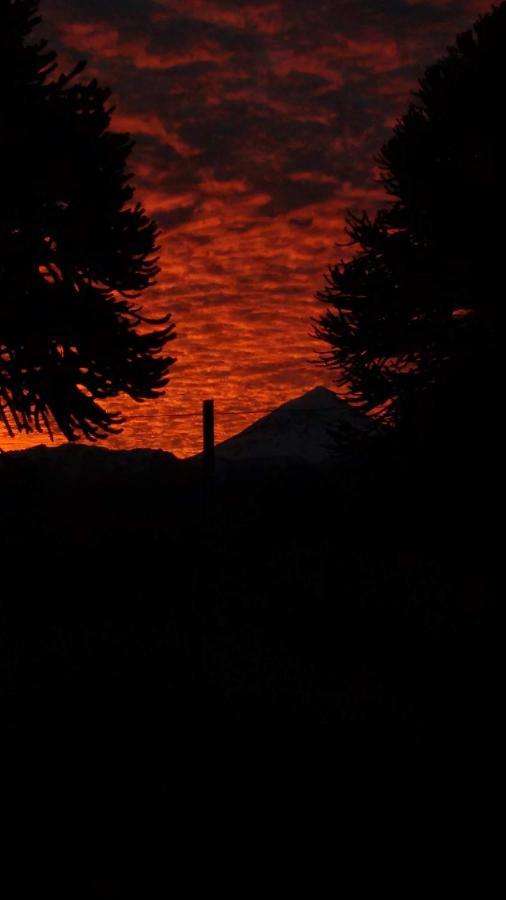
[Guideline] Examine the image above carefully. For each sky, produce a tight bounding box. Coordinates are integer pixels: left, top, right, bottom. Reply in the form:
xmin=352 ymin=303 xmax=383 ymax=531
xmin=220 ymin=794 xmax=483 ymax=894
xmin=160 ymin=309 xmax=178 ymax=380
xmin=8 ymin=0 xmax=493 ymax=456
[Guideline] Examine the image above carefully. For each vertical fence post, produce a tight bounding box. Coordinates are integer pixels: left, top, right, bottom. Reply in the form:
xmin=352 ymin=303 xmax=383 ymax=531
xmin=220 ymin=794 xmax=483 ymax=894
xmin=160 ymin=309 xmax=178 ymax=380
xmin=203 ymin=399 xmax=215 ymax=478
xmin=202 ymin=399 xmax=215 ymax=520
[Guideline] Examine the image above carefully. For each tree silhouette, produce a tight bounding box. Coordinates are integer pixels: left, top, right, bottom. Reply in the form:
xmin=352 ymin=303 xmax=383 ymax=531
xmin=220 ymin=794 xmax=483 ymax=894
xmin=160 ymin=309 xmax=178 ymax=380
xmin=314 ymin=2 xmax=506 ymax=451
xmin=0 ymin=0 xmax=175 ymax=441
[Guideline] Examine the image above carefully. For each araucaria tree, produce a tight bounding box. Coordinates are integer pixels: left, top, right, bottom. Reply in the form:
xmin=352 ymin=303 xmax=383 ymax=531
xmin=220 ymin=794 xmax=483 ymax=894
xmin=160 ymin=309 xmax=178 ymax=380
xmin=315 ymin=3 xmax=506 ymax=448
xmin=0 ymin=0 xmax=175 ymax=441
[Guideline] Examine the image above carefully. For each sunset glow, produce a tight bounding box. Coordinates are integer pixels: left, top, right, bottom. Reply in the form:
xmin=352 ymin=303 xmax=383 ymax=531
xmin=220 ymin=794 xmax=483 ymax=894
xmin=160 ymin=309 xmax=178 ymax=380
xmin=6 ymin=0 xmax=493 ymax=457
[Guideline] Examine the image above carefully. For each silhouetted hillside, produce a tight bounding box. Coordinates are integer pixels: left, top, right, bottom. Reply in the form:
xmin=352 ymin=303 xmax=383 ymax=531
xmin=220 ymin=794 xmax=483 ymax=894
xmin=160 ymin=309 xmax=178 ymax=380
xmin=212 ymin=386 xmax=372 ymax=463
xmin=1 ymin=431 xmax=500 ymax=814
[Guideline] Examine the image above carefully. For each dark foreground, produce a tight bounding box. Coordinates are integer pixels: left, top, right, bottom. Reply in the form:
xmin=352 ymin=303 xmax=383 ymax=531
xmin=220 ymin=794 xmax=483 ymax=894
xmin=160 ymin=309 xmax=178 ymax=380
xmin=0 ymin=441 xmax=501 ymax=825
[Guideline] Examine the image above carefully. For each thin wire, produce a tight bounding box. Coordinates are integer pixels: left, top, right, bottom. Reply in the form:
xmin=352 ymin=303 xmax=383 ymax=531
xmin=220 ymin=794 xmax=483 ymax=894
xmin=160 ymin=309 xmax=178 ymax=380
xmin=125 ymin=406 xmax=351 ymax=420
xmin=1 ymin=405 xmax=363 ymax=442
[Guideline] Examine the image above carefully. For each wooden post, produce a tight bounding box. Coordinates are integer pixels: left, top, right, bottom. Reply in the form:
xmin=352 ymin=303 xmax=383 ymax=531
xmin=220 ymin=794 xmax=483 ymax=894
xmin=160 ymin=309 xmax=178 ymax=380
xmin=202 ymin=399 xmax=215 ymax=518
xmin=203 ymin=399 xmax=215 ymax=476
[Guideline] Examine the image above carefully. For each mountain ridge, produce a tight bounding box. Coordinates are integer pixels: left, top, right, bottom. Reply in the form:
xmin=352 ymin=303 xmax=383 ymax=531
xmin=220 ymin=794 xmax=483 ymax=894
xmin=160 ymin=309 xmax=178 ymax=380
xmin=213 ymin=385 xmax=370 ymax=464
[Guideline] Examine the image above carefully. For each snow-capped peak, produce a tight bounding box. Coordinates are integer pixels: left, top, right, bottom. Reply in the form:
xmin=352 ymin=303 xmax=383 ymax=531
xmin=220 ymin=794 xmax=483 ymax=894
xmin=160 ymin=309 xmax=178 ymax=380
xmin=214 ymin=385 xmax=369 ymax=464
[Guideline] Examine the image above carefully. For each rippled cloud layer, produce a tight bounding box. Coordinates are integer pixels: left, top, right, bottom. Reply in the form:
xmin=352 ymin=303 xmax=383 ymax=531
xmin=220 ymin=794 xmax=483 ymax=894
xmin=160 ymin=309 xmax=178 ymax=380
xmin=8 ymin=0 xmax=492 ymax=455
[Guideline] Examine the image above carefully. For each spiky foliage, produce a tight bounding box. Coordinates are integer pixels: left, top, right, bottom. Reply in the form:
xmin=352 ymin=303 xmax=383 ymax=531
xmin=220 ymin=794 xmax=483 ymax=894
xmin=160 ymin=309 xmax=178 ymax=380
xmin=314 ymin=3 xmax=506 ymax=441
xmin=0 ymin=0 xmax=175 ymax=441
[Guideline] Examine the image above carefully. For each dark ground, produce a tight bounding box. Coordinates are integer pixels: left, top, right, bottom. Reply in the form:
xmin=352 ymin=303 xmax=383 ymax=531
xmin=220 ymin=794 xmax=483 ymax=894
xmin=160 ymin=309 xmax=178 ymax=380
xmin=0 ymin=439 xmax=501 ymax=837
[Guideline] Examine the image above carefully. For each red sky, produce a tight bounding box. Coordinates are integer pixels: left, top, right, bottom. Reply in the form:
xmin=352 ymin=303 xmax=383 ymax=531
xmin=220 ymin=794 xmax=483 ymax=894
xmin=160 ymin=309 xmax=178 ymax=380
xmin=7 ymin=0 xmax=493 ymax=456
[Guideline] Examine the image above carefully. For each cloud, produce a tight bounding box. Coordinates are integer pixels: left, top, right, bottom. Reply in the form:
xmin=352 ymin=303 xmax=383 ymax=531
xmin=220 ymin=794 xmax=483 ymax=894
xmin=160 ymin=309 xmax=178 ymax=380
xmin=11 ymin=0 xmax=491 ymax=455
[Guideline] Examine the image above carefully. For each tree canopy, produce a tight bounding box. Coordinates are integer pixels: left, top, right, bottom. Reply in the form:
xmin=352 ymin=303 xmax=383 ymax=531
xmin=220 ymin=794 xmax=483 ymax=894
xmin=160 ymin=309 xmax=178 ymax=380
xmin=0 ymin=0 xmax=175 ymax=441
xmin=314 ymin=2 xmax=506 ymax=449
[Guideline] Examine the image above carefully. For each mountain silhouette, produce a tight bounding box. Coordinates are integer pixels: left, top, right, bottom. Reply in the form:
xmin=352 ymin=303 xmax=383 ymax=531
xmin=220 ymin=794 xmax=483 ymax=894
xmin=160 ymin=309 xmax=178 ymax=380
xmin=0 ymin=442 xmax=177 ymax=478
xmin=213 ymin=386 xmax=370 ymax=464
